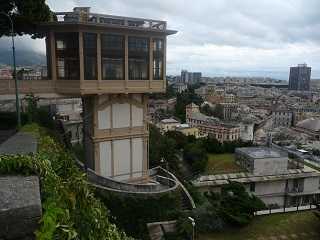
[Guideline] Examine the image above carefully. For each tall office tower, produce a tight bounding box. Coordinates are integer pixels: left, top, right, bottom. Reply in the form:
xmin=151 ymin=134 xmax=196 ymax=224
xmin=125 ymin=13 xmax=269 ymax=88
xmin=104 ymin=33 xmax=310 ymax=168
xmin=192 ymin=72 xmax=202 ymax=84
xmin=181 ymin=70 xmax=202 ymax=84
xmin=288 ymin=64 xmax=311 ymax=91
xmin=181 ymin=70 xmax=189 ymax=83
xmin=2 ymin=7 xmax=176 ymax=182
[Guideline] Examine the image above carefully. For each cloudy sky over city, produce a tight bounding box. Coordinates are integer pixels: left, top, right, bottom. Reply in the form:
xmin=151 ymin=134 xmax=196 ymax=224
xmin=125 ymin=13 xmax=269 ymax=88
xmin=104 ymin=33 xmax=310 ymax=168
xmin=1 ymin=0 xmax=320 ymax=79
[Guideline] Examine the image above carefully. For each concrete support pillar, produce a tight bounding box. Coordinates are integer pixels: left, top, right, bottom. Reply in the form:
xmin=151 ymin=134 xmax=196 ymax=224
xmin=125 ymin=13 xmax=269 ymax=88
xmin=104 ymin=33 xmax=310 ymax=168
xmin=163 ymin=38 xmax=167 ymax=89
xmin=49 ymin=31 xmax=57 ymax=83
xmin=149 ymin=37 xmax=153 ymax=88
xmin=97 ymin=33 xmax=102 ymax=84
xmin=125 ymin=35 xmax=129 ymax=89
xmin=79 ymin=32 xmax=84 ymax=83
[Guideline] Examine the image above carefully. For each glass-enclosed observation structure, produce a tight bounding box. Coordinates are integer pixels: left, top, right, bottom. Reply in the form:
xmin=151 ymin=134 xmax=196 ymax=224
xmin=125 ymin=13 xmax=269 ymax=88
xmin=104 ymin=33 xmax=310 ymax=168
xmin=34 ymin=7 xmax=176 ymax=95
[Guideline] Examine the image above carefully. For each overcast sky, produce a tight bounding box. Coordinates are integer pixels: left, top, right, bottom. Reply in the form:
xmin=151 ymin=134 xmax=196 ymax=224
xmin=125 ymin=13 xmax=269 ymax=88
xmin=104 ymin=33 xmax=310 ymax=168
xmin=1 ymin=0 xmax=319 ymax=80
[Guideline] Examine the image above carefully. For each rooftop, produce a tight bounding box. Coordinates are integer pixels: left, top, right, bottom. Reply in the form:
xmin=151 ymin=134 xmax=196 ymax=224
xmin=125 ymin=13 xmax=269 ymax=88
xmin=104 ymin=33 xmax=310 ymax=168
xmin=193 ymin=165 xmax=320 ymax=187
xmin=49 ymin=7 xmax=177 ymax=35
xmin=296 ymin=118 xmax=320 ymax=131
xmin=236 ymin=147 xmax=287 ymax=159
xmin=160 ymin=118 xmax=180 ymax=124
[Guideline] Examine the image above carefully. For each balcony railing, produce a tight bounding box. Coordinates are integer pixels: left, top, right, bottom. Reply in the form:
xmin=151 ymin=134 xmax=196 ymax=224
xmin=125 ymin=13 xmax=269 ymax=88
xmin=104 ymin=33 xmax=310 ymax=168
xmin=54 ymin=11 xmax=167 ymax=31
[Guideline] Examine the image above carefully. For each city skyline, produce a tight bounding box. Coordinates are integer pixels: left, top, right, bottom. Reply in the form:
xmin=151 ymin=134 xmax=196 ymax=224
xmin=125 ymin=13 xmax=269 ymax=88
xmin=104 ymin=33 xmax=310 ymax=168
xmin=0 ymin=0 xmax=319 ymax=80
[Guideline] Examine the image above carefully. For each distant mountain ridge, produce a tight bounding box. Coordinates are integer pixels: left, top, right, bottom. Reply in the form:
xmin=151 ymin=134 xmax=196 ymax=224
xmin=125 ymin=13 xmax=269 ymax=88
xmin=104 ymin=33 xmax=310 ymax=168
xmin=0 ymin=49 xmax=46 ymax=66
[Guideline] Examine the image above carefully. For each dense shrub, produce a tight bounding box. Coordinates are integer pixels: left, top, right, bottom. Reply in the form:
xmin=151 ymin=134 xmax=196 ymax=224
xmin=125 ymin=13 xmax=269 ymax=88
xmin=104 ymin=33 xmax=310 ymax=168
xmin=0 ymin=124 xmax=131 ymax=240
xmin=183 ymin=143 xmax=208 ymax=173
xmin=206 ymin=182 xmax=265 ymax=226
xmin=97 ymin=190 xmax=182 ymax=239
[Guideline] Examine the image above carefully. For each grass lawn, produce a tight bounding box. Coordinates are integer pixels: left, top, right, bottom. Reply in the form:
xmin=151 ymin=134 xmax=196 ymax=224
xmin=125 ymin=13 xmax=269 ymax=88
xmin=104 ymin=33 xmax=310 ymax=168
xmin=206 ymin=153 xmax=243 ymax=174
xmin=199 ymin=211 xmax=320 ymax=240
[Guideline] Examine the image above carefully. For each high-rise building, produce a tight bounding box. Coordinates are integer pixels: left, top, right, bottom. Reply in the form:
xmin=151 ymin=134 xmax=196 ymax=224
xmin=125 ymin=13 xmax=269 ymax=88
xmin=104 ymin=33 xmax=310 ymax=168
xmin=192 ymin=72 xmax=202 ymax=84
xmin=180 ymin=70 xmax=202 ymax=84
xmin=288 ymin=64 xmax=311 ymax=91
xmin=180 ymin=70 xmax=189 ymax=83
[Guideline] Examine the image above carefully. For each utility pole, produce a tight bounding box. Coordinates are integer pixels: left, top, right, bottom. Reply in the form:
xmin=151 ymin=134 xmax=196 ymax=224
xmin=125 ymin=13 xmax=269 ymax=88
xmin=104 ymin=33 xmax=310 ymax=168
xmin=0 ymin=12 xmax=21 ymax=128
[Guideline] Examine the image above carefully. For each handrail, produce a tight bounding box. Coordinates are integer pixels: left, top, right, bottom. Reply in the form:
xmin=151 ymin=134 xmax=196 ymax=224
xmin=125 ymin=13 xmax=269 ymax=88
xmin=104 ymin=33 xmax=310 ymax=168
xmin=159 ymin=167 xmax=196 ymax=209
xmin=53 ymin=11 xmax=167 ymax=31
xmin=73 ymin=157 xmax=179 ymax=194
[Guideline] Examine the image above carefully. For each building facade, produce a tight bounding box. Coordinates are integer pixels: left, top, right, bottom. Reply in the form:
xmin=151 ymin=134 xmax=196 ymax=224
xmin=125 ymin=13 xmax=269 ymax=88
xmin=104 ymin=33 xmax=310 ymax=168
xmin=194 ymin=146 xmax=320 ymax=207
xmin=7 ymin=7 xmax=177 ymax=182
xmin=186 ymin=103 xmax=240 ymax=142
xmin=272 ymin=109 xmax=293 ymax=128
xmin=289 ymin=64 xmax=311 ymax=91
xmin=180 ymin=70 xmax=202 ymax=85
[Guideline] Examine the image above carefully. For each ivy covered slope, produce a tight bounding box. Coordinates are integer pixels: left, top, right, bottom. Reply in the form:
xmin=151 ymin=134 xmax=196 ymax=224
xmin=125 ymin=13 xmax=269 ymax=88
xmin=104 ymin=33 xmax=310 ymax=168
xmin=0 ymin=123 xmax=132 ymax=240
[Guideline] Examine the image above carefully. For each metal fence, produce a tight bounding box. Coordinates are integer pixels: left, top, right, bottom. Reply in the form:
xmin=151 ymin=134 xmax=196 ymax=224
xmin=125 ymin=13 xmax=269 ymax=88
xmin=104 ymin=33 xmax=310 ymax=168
xmin=255 ymin=204 xmax=317 ymax=216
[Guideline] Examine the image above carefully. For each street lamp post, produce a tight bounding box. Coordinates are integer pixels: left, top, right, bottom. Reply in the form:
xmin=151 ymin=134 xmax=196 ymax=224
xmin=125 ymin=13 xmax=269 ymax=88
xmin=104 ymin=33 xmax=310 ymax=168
xmin=0 ymin=12 xmax=21 ymax=128
xmin=188 ymin=217 xmax=195 ymax=240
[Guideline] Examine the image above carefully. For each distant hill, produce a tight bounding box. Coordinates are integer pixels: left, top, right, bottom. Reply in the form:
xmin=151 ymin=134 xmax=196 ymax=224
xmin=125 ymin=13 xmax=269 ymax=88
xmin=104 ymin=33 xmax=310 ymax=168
xmin=0 ymin=50 xmax=46 ymax=66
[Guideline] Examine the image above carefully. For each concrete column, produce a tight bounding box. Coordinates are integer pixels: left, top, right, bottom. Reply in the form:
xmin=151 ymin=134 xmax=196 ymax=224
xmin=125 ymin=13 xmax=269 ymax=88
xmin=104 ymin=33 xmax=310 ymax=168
xmin=149 ymin=37 xmax=153 ymax=89
xmin=111 ymin=140 xmax=115 ymax=177
xmin=97 ymin=33 xmax=102 ymax=84
xmin=130 ymin=138 xmax=133 ymax=178
xmin=163 ymin=37 xmax=167 ymax=89
xmin=125 ymin=35 xmax=129 ymax=89
xmin=79 ymin=32 xmax=84 ymax=83
xmin=49 ymin=31 xmax=57 ymax=83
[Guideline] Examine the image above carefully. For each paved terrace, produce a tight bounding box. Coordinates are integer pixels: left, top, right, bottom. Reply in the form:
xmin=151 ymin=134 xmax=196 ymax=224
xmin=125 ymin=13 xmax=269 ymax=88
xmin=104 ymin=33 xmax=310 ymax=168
xmin=0 ymin=132 xmax=37 ymax=155
xmin=193 ymin=165 xmax=320 ymax=187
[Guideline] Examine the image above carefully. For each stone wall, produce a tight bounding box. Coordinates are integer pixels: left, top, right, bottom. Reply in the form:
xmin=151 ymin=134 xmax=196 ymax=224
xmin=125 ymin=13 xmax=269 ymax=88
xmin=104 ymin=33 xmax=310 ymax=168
xmin=0 ymin=176 xmax=42 ymax=240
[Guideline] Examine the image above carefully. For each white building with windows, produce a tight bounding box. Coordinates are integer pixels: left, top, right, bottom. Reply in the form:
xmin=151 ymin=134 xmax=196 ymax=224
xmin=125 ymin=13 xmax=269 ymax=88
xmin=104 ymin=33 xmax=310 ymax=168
xmin=193 ymin=146 xmax=320 ymax=208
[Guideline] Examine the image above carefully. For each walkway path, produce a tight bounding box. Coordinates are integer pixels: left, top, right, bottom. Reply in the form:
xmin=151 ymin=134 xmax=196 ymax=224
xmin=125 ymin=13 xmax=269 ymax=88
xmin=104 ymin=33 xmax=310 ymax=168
xmin=0 ymin=132 xmax=37 ymax=155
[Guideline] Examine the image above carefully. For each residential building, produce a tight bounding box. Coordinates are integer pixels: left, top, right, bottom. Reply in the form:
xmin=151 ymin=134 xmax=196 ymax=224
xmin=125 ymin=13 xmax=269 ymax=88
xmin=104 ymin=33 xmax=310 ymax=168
xmin=157 ymin=118 xmax=180 ymax=133
xmin=289 ymin=64 xmax=311 ymax=91
xmin=239 ymin=121 xmax=254 ymax=142
xmin=186 ymin=103 xmax=240 ymax=142
xmin=0 ymin=67 xmax=12 ymax=79
xmin=172 ymin=82 xmax=188 ymax=93
xmin=194 ymin=146 xmax=320 ymax=207
xmin=221 ymin=103 xmax=238 ymax=120
xmin=175 ymin=124 xmax=201 ymax=138
xmin=224 ymin=93 xmax=235 ymax=103
xmin=272 ymin=106 xmax=293 ymax=128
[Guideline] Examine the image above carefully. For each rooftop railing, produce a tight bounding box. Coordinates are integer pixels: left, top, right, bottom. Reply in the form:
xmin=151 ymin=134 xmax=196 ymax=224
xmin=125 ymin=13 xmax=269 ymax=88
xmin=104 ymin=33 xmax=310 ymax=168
xmin=54 ymin=11 xmax=167 ymax=31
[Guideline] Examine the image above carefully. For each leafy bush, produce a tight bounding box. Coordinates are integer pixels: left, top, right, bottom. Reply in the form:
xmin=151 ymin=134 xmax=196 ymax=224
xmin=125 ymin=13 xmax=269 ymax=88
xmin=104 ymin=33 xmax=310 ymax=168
xmin=0 ymin=124 xmax=131 ymax=240
xmin=183 ymin=143 xmax=208 ymax=173
xmin=206 ymin=182 xmax=265 ymax=226
xmin=97 ymin=190 xmax=182 ymax=240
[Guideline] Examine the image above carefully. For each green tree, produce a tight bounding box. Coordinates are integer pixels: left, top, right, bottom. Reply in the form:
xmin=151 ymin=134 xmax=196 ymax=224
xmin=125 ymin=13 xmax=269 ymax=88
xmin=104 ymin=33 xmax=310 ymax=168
xmin=0 ymin=0 xmax=52 ymax=37
xmin=201 ymin=104 xmax=215 ymax=116
xmin=212 ymin=103 xmax=224 ymax=119
xmin=149 ymin=125 xmax=180 ymax=171
xmin=174 ymin=87 xmax=203 ymax=122
xmin=202 ymin=136 xmax=224 ymax=153
xmin=164 ymin=131 xmax=188 ymax=150
xmin=183 ymin=143 xmax=208 ymax=173
xmin=206 ymin=182 xmax=265 ymax=226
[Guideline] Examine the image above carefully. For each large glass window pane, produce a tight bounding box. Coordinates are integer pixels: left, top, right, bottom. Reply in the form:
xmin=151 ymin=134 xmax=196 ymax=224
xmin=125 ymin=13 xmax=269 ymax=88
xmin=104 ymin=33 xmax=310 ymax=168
xmin=55 ymin=33 xmax=79 ymax=80
xmin=128 ymin=37 xmax=149 ymax=80
xmin=101 ymin=34 xmax=124 ymax=80
xmin=153 ymin=38 xmax=164 ymax=80
xmin=83 ymin=33 xmax=97 ymax=80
